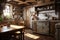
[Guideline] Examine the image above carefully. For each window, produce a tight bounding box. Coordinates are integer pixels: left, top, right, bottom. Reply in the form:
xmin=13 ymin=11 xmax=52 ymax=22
xmin=3 ymin=4 xmax=13 ymax=19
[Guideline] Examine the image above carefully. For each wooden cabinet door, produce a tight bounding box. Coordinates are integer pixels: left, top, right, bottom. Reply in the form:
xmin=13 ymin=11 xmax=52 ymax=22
xmin=32 ymin=21 xmax=37 ymax=32
xmin=37 ymin=21 xmax=49 ymax=34
xmin=42 ymin=22 xmax=49 ymax=34
xmin=37 ymin=22 xmax=43 ymax=33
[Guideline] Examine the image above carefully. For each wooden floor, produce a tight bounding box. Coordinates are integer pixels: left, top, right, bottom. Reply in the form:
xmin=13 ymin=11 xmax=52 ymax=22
xmin=24 ymin=29 xmax=55 ymax=40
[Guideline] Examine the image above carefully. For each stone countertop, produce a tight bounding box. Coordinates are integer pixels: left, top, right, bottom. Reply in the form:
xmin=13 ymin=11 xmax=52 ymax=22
xmin=32 ymin=20 xmax=60 ymax=22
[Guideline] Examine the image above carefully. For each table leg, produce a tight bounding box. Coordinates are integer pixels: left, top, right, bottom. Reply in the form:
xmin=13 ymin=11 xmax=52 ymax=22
xmin=19 ymin=29 xmax=24 ymax=40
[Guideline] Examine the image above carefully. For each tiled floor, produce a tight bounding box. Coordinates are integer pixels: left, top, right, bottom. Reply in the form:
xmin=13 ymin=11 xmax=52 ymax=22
xmin=24 ymin=29 xmax=55 ymax=40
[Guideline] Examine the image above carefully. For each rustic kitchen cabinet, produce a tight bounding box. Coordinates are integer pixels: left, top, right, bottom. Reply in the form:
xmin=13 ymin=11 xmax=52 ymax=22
xmin=32 ymin=20 xmax=37 ymax=32
xmin=37 ymin=21 xmax=49 ymax=35
xmin=32 ymin=20 xmax=49 ymax=35
xmin=49 ymin=20 xmax=60 ymax=36
xmin=32 ymin=20 xmax=60 ymax=36
xmin=49 ymin=21 xmax=56 ymax=36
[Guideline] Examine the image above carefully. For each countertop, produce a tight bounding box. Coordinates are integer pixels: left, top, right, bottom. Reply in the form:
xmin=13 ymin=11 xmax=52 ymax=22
xmin=32 ymin=20 xmax=60 ymax=22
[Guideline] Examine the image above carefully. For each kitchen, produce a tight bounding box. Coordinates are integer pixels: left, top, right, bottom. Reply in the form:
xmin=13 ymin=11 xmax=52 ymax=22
xmin=0 ymin=0 xmax=60 ymax=40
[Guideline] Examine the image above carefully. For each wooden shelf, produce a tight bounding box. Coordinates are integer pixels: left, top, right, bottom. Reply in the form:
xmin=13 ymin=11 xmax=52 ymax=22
xmin=37 ymin=1 xmax=55 ymax=7
xmin=35 ymin=4 xmax=55 ymax=13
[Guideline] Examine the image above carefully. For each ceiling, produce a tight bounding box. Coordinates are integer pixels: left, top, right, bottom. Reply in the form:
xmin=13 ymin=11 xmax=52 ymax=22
xmin=6 ymin=0 xmax=37 ymax=7
xmin=1 ymin=0 xmax=54 ymax=7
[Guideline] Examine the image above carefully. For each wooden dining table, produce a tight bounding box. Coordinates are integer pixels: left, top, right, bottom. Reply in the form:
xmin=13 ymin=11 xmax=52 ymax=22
xmin=0 ymin=25 xmax=25 ymax=40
